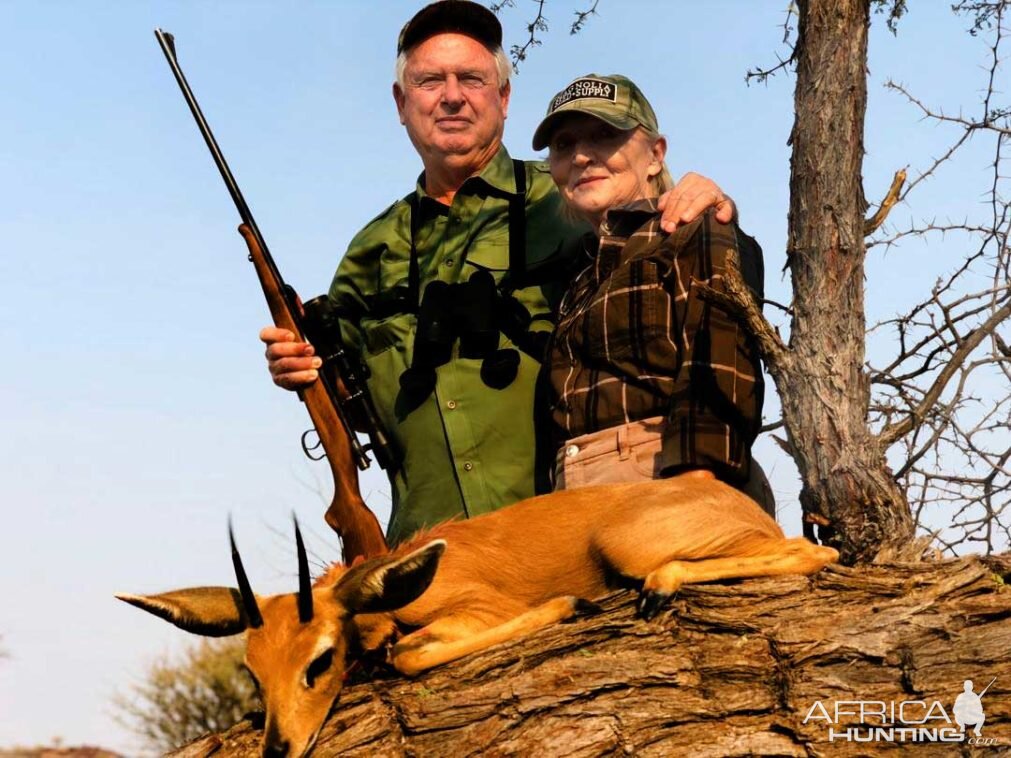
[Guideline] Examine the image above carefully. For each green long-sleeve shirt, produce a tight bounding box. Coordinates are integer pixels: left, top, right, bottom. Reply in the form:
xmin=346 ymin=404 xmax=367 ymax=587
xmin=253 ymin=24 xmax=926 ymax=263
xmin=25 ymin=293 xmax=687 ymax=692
xmin=330 ymin=146 xmax=586 ymax=543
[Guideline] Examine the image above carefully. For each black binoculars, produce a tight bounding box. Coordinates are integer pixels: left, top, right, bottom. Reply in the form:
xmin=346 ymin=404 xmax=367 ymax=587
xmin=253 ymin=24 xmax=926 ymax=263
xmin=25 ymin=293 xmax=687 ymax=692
xmin=400 ymin=270 xmax=522 ymax=410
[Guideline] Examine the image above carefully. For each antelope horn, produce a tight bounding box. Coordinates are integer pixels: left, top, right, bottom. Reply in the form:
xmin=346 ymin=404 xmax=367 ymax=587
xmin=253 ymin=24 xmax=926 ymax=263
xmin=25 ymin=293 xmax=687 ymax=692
xmin=294 ymin=514 xmax=314 ymax=623
xmin=229 ymin=519 xmax=263 ymax=629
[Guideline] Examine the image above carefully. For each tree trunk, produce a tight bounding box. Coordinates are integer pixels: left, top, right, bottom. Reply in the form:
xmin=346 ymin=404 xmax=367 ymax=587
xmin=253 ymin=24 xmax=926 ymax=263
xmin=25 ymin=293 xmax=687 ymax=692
xmin=783 ymin=0 xmax=915 ymax=562
xmin=172 ymin=558 xmax=1010 ymax=756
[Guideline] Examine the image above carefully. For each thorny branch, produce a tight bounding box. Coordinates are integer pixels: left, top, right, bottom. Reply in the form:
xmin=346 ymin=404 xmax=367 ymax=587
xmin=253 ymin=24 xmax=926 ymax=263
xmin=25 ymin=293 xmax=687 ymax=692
xmin=492 ymin=0 xmax=547 ymax=68
xmin=876 ymin=292 xmax=1011 ymax=447
xmin=570 ymin=0 xmax=599 ymax=35
xmin=882 ymin=81 xmax=1008 ymax=204
xmin=743 ymin=2 xmax=903 ymax=84
xmin=492 ymin=0 xmax=600 ymax=69
xmin=745 ymin=5 xmax=799 ymax=85
xmin=744 ymin=0 xmax=904 ymax=84
xmin=866 ymin=0 xmax=1011 ymax=555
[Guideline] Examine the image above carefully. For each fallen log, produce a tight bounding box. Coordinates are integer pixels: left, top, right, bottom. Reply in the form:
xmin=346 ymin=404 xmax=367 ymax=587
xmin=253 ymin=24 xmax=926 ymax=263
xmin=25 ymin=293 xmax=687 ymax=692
xmin=172 ymin=556 xmax=1011 ymax=756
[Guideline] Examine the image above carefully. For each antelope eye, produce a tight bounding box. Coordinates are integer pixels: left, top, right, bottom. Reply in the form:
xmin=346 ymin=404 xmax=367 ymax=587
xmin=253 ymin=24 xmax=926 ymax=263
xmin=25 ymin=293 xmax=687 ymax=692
xmin=305 ymin=648 xmax=335 ymax=689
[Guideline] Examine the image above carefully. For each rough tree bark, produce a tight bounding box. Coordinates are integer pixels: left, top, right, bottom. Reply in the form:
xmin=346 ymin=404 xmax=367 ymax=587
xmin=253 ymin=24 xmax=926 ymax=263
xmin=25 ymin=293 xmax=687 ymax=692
xmin=173 ymin=558 xmax=1010 ymax=756
xmin=773 ymin=0 xmax=916 ymax=563
xmin=687 ymin=0 xmax=922 ymax=564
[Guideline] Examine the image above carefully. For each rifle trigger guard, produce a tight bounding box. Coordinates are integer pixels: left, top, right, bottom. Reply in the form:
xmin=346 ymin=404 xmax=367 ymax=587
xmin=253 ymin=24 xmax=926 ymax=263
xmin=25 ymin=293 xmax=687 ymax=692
xmin=301 ymin=428 xmax=327 ymax=461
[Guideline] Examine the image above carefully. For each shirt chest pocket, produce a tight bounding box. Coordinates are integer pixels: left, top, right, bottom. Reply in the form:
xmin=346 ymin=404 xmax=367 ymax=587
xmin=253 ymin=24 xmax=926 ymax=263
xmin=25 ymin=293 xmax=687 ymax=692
xmin=360 ymin=312 xmax=412 ymax=357
xmin=460 ymin=235 xmax=510 ymax=281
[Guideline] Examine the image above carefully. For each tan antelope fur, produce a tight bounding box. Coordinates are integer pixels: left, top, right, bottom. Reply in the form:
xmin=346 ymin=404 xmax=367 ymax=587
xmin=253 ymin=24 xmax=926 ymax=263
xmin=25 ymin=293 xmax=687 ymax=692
xmin=117 ymin=472 xmax=837 ymax=757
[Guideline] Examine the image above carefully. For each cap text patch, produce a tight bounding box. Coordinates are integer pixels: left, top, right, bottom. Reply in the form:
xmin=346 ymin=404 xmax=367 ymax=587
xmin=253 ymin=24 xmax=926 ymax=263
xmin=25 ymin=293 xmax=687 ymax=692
xmin=551 ymin=78 xmax=617 ymax=112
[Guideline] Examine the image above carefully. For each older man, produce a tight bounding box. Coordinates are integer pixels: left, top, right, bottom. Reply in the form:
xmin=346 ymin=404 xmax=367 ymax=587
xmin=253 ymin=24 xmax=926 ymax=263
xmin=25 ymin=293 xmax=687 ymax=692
xmin=262 ymin=0 xmax=740 ymax=543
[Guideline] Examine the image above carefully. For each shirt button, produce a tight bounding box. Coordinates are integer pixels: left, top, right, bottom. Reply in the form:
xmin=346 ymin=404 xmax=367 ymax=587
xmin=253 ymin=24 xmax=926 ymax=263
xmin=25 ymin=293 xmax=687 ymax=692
xmin=447 ymin=400 xmax=457 ymax=410
xmin=463 ymin=461 xmax=473 ymax=471
xmin=444 ymin=258 xmax=454 ymax=267
xmin=565 ymin=444 xmax=579 ymax=458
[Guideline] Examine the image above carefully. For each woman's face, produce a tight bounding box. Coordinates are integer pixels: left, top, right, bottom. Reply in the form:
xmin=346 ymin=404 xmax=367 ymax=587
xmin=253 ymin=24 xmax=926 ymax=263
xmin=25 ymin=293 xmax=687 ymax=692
xmin=547 ymin=113 xmax=666 ymax=228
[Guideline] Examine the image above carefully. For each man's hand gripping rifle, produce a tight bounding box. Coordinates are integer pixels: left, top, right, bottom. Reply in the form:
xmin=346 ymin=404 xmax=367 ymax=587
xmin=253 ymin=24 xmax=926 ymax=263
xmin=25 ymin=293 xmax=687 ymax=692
xmin=154 ymin=29 xmax=393 ymax=562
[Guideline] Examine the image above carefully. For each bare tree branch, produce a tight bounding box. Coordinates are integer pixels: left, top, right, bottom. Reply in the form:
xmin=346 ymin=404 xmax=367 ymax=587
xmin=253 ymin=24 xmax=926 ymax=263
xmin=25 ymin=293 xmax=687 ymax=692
xmin=494 ymin=0 xmax=601 ymax=69
xmin=570 ymin=0 xmax=599 ymax=34
xmin=873 ymin=287 xmax=1011 ymax=443
xmin=864 ymin=168 xmax=906 ymax=235
xmin=745 ymin=5 xmax=799 ymax=84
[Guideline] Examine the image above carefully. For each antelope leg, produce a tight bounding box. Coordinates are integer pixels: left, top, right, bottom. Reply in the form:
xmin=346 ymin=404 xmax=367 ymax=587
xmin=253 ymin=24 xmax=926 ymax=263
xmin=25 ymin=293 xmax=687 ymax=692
xmin=392 ymin=596 xmax=589 ymax=675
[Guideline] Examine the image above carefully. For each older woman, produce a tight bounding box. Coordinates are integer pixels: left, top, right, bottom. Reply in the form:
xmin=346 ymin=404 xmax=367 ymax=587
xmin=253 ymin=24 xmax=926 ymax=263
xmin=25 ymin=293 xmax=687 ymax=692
xmin=533 ymin=74 xmax=773 ymax=514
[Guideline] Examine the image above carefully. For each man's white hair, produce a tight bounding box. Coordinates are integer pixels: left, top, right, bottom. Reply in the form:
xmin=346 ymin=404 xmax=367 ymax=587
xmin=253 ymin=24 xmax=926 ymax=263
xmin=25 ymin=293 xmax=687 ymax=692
xmin=394 ymin=44 xmax=512 ymax=90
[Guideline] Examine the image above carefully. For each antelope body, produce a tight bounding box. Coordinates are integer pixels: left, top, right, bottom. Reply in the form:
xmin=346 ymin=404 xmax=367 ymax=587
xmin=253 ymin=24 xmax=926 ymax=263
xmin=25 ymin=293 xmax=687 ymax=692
xmin=118 ymin=472 xmax=837 ymax=757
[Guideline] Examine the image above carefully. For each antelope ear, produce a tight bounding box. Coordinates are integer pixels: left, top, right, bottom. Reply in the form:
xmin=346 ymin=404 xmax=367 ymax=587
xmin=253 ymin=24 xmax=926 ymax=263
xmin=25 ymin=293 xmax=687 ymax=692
xmin=335 ymin=540 xmax=446 ymax=615
xmin=116 ymin=587 xmax=250 ymax=637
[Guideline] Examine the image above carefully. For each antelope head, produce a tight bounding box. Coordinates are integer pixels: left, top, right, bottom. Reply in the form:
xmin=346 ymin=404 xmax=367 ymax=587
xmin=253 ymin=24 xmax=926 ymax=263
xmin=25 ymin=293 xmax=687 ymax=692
xmin=117 ymin=520 xmax=445 ymax=757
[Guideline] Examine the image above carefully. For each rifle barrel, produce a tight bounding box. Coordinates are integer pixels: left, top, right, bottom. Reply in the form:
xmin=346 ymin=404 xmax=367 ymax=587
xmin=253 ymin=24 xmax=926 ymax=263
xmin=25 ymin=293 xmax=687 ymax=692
xmin=153 ymin=29 xmax=284 ymax=289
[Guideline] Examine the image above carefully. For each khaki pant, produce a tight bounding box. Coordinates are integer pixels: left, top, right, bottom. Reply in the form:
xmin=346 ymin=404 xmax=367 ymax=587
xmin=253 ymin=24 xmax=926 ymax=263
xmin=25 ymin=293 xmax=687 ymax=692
xmin=553 ymin=417 xmax=777 ymax=519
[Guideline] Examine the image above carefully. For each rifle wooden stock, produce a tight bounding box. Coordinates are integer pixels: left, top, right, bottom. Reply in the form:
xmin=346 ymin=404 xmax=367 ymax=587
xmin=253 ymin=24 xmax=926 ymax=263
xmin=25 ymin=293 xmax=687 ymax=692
xmin=239 ymin=225 xmax=388 ymax=561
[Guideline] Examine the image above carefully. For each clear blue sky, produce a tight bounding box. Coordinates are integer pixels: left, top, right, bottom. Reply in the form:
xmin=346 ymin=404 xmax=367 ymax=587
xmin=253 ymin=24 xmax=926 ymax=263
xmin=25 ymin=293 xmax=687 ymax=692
xmin=0 ymin=1 xmax=999 ymax=752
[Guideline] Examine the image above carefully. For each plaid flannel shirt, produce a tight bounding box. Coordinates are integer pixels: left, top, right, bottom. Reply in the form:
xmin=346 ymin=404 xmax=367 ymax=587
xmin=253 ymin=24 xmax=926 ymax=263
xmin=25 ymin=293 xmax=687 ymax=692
xmin=546 ymin=200 xmax=764 ymax=483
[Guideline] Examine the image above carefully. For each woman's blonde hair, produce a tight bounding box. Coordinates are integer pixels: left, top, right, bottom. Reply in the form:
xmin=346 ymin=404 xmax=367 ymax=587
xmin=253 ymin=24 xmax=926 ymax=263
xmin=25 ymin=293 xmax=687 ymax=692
xmin=645 ymin=128 xmax=674 ymax=196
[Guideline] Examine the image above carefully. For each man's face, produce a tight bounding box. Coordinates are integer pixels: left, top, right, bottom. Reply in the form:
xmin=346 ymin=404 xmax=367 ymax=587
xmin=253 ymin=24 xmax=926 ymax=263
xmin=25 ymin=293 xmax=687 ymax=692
xmin=394 ymin=33 xmax=510 ymax=177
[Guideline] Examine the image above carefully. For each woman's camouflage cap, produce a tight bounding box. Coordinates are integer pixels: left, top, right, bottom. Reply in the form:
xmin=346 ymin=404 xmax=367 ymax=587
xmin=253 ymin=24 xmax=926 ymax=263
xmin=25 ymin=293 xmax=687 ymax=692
xmin=532 ymin=74 xmax=659 ymax=150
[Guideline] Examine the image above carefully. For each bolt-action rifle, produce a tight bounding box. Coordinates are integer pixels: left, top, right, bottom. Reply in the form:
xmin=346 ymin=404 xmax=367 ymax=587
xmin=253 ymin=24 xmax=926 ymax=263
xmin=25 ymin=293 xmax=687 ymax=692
xmin=154 ymin=28 xmax=393 ymax=561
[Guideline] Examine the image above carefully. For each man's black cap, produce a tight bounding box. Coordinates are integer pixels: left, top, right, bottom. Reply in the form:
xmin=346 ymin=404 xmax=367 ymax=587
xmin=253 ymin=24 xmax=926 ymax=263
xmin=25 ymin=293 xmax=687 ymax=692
xmin=397 ymin=0 xmax=503 ymax=54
